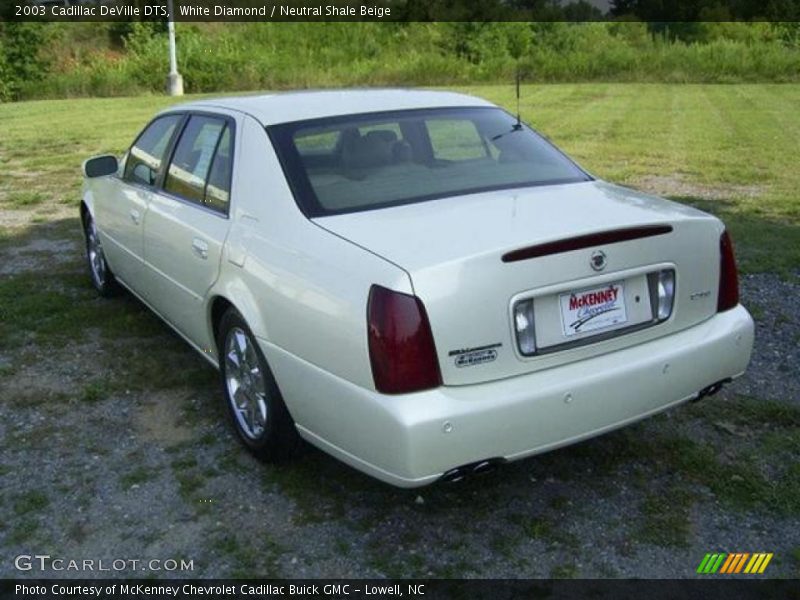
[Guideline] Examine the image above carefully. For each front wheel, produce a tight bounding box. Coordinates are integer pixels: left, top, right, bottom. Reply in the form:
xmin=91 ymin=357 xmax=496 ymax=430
xmin=84 ymin=214 xmax=120 ymax=297
xmin=218 ymin=309 xmax=301 ymax=462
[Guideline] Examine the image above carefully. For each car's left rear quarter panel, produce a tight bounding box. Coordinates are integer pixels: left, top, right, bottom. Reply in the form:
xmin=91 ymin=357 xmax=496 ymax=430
xmin=209 ymin=115 xmax=409 ymax=439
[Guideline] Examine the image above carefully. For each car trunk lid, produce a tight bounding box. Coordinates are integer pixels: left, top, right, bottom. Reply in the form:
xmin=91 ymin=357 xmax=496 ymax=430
xmin=315 ymin=181 xmax=724 ymax=386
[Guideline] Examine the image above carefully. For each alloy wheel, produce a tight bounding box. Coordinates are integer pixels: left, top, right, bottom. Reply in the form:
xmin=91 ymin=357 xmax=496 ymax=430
xmin=224 ymin=327 xmax=268 ymax=439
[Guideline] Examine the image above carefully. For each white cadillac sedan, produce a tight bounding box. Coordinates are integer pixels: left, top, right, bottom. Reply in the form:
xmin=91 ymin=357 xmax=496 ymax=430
xmin=80 ymin=90 xmax=754 ymax=487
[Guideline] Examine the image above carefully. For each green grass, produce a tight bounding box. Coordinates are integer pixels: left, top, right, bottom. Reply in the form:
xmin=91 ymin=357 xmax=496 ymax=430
xmin=170 ymin=454 xmax=208 ymax=501
xmin=1 ymin=84 xmax=798 ymax=274
xmin=210 ymin=533 xmax=283 ymax=578
xmin=509 ymin=513 xmax=579 ymax=549
xmin=517 ymin=393 xmax=800 ymax=521
xmin=119 ymin=466 xmax=158 ymax=489
xmin=175 ymin=471 xmax=205 ymax=499
xmin=0 ymin=266 xmax=151 ymax=348
xmin=6 ymin=191 xmax=45 ymax=207
xmin=520 ymin=516 xmax=553 ymax=539
xmin=13 ymin=490 xmax=49 ymax=515
xmin=7 ymin=518 xmax=40 ymax=545
xmin=702 ymin=395 xmax=800 ymax=429
xmin=792 ymin=547 xmax=800 ymax=576
xmin=638 ymin=487 xmax=696 ymax=547
xmin=627 ymin=398 xmax=800 ymax=516
xmin=171 ymin=455 xmax=199 ymax=471
xmin=550 ymin=563 xmax=579 ymax=578
xmin=79 ymin=379 xmax=114 ymax=403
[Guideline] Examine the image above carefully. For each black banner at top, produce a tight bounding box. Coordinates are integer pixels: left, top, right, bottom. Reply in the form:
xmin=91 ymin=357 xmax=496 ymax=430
xmin=3 ymin=0 xmax=800 ymax=22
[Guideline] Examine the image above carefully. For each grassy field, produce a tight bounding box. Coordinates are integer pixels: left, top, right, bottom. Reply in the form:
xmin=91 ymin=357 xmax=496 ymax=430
xmin=0 ymin=84 xmax=799 ymax=578
xmin=1 ymin=84 xmax=798 ymax=273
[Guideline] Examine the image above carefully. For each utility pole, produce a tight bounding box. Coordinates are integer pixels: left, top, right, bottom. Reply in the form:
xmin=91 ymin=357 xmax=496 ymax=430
xmin=166 ymin=0 xmax=184 ymax=96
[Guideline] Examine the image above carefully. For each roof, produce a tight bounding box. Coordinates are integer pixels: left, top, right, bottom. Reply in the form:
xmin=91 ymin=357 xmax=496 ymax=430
xmin=169 ymin=89 xmax=496 ymax=125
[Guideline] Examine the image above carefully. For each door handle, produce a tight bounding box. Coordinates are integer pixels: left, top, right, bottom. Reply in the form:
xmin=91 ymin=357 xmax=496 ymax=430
xmin=129 ymin=209 xmax=141 ymax=225
xmin=191 ymin=238 xmax=209 ymax=260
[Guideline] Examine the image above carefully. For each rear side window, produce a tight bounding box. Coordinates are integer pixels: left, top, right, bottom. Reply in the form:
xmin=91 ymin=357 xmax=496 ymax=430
xmin=164 ymin=115 xmax=233 ymax=212
xmin=123 ymin=114 xmax=182 ymax=187
xmin=204 ymin=126 xmax=232 ymax=212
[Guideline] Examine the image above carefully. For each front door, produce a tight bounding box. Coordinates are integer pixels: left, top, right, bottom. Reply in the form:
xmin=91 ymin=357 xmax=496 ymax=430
xmin=97 ymin=114 xmax=183 ymax=288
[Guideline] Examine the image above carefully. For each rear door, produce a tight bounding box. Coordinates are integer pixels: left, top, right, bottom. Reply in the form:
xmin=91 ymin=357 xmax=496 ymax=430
xmin=96 ymin=114 xmax=182 ymax=287
xmin=141 ymin=112 xmax=236 ymax=349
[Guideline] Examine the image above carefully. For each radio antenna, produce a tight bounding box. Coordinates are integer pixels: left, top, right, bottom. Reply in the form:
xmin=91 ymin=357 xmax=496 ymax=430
xmin=490 ymin=69 xmax=524 ymax=141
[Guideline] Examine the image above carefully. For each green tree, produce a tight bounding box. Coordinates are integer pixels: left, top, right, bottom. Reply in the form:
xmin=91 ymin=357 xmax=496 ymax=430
xmin=0 ymin=36 xmax=12 ymax=102
xmin=773 ymin=23 xmax=800 ymax=47
xmin=0 ymin=23 xmax=49 ymax=100
xmin=442 ymin=23 xmax=532 ymax=64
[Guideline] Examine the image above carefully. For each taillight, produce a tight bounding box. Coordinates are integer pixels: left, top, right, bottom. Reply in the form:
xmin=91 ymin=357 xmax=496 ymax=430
xmin=367 ymin=285 xmax=442 ymax=394
xmin=717 ymin=229 xmax=739 ymax=312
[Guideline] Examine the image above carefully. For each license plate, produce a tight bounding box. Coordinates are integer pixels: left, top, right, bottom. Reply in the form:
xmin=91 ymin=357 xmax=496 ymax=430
xmin=559 ymin=281 xmax=628 ymax=337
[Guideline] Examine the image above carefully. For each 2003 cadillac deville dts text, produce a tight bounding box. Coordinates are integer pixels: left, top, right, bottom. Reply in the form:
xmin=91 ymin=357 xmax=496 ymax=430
xmin=79 ymin=90 xmax=754 ymax=487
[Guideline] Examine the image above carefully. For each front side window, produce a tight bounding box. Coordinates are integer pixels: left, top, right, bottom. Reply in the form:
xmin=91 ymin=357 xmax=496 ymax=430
xmin=164 ymin=115 xmax=232 ymax=211
xmin=269 ymin=107 xmax=590 ymax=217
xmin=123 ymin=114 xmax=182 ymax=187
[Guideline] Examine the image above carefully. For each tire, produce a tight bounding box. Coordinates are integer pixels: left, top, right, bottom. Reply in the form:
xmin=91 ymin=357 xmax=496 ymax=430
xmin=218 ymin=308 xmax=301 ymax=462
xmin=83 ymin=213 xmax=120 ymax=297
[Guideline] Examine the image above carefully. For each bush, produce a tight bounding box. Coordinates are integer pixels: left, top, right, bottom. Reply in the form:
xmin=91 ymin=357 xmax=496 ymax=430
xmin=1 ymin=23 xmax=49 ymax=99
xmin=0 ymin=37 xmax=12 ymax=102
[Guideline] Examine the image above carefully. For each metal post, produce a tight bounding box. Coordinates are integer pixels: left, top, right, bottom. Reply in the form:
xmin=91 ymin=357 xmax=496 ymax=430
xmin=166 ymin=0 xmax=184 ymax=96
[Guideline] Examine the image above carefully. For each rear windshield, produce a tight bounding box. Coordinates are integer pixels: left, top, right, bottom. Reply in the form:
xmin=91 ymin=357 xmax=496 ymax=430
xmin=268 ymin=107 xmax=591 ymax=217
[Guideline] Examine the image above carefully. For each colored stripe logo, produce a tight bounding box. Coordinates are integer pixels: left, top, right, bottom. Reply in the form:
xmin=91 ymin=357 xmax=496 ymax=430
xmin=697 ymin=553 xmax=773 ymax=574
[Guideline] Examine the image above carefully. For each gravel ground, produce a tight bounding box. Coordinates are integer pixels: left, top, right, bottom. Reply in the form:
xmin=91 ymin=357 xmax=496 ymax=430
xmin=0 ymin=220 xmax=798 ymax=580
xmin=733 ymin=272 xmax=800 ymax=405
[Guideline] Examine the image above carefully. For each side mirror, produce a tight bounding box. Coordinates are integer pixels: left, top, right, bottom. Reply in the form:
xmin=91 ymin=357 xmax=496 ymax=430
xmin=83 ymin=155 xmax=118 ymax=178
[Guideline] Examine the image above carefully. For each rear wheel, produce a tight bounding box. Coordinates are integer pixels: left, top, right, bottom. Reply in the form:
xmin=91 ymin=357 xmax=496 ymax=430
xmin=218 ymin=309 xmax=300 ymax=461
xmin=84 ymin=214 xmax=120 ymax=297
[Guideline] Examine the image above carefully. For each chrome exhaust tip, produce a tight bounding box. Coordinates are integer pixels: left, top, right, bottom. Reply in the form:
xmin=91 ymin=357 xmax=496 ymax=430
xmin=693 ymin=378 xmax=732 ymax=402
xmin=440 ymin=468 xmax=466 ymax=483
xmin=439 ymin=458 xmax=504 ymax=483
xmin=471 ymin=460 xmax=497 ymax=476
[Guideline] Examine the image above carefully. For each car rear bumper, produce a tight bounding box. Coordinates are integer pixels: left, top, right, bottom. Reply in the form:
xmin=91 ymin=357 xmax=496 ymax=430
xmin=261 ymin=304 xmax=754 ymax=488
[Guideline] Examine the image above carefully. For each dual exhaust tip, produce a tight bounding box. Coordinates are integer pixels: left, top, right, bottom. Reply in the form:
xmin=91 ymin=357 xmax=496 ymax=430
xmin=439 ymin=458 xmax=504 ymax=484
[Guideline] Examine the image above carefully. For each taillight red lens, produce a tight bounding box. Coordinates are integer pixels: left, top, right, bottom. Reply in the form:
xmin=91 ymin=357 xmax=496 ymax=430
xmin=717 ymin=229 xmax=739 ymax=312
xmin=367 ymin=285 xmax=442 ymax=394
